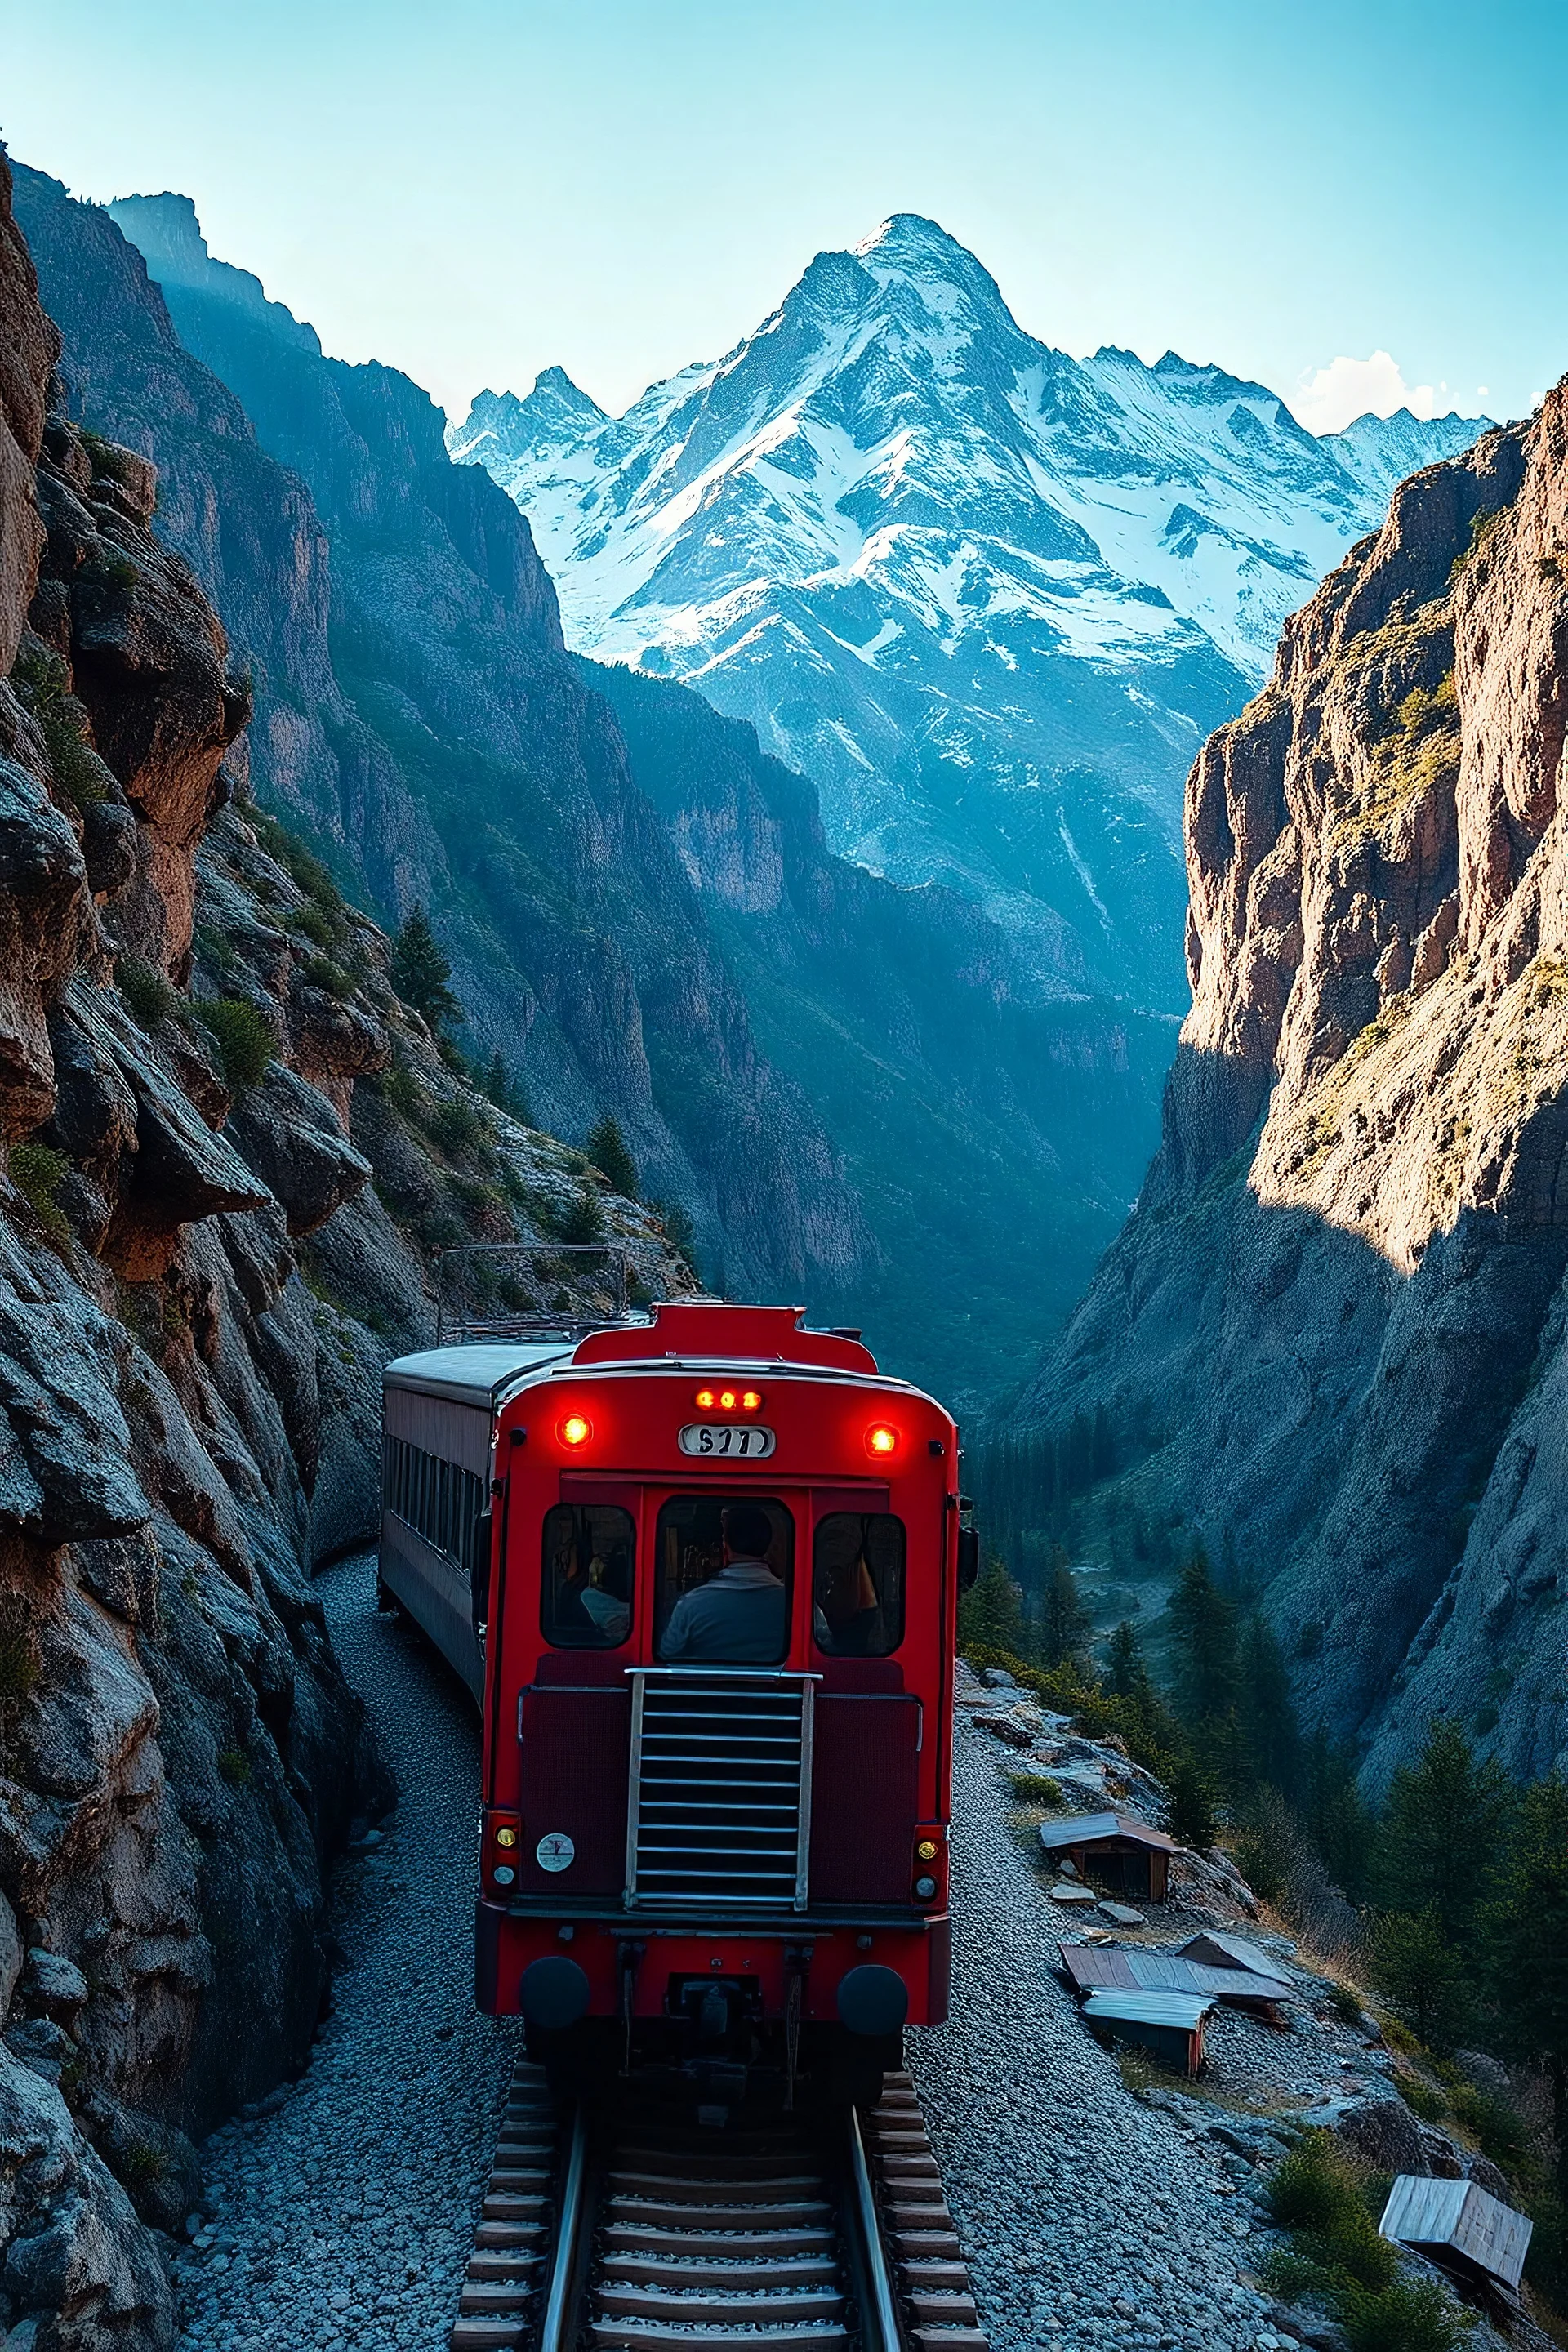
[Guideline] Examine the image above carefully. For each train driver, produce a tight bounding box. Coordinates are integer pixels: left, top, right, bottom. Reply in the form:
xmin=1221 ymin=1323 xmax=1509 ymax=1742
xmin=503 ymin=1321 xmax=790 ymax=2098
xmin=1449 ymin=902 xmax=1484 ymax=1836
xmin=658 ymin=1503 xmax=786 ymax=1662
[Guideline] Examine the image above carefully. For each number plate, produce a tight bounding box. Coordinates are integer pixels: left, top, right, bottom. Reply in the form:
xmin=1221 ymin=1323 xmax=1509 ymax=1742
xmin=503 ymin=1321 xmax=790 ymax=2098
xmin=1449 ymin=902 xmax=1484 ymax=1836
xmin=678 ymin=1423 xmax=777 ymax=1459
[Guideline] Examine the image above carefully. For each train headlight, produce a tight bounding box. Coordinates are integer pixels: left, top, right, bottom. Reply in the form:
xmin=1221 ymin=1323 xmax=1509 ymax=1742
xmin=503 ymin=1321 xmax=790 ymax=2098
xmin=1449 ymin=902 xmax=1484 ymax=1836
xmin=915 ymin=1838 xmax=939 ymax=1863
xmin=866 ymin=1423 xmax=898 ymax=1458
xmin=719 ymin=1388 xmax=737 ymax=1410
xmin=742 ymin=1389 xmax=763 ymax=1411
xmin=695 ymin=1388 xmax=716 ymax=1409
xmin=914 ymin=1874 xmax=938 ymax=1900
xmin=495 ymin=1827 xmax=518 ymax=1850
xmin=559 ymin=1414 xmax=592 ymax=1449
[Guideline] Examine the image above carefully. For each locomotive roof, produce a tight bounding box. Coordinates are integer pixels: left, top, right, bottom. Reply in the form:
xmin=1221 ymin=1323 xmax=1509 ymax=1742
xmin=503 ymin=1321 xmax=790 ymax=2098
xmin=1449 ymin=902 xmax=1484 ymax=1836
xmin=383 ymin=1340 xmax=575 ymax=1406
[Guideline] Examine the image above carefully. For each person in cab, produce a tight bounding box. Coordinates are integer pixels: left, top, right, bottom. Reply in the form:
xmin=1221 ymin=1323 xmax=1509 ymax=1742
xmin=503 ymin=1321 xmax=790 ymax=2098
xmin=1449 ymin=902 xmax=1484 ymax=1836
xmin=658 ymin=1503 xmax=786 ymax=1662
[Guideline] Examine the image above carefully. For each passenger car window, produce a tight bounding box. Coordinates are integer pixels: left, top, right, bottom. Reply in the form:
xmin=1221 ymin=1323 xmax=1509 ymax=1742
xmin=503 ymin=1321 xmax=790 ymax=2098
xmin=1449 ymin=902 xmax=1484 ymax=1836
xmin=541 ymin=1503 xmax=635 ymax=1650
xmin=812 ymin=1513 xmax=906 ymax=1656
xmin=654 ymin=1495 xmax=795 ymax=1664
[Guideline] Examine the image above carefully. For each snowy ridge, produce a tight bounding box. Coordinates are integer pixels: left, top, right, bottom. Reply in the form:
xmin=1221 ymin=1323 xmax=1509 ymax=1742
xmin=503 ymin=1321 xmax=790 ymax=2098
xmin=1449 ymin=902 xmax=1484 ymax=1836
xmin=450 ymin=216 xmax=1486 ymax=1004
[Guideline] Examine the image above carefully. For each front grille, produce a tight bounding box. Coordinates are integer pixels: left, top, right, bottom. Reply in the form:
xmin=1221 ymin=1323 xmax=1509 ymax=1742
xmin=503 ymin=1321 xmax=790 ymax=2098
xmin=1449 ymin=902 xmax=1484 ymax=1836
xmin=626 ymin=1672 xmax=814 ymax=1909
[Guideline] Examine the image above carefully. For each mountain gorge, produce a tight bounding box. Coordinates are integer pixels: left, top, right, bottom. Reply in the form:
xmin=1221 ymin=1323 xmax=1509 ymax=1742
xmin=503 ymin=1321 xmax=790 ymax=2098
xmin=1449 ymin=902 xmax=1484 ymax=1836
xmin=1021 ymin=391 xmax=1568 ymax=1786
xmin=0 ymin=144 xmax=689 ymax=2344
xmin=450 ymin=214 xmax=1483 ymax=1013
xmin=7 ymin=170 xmax=1192 ymax=1405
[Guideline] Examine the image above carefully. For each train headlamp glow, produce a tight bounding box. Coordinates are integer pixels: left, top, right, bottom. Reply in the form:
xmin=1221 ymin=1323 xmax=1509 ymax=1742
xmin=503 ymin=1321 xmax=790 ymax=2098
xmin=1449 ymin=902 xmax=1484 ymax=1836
xmin=495 ymin=1827 xmax=518 ymax=1850
xmin=866 ymin=1423 xmax=898 ymax=1458
xmin=559 ymin=1414 xmax=592 ymax=1449
xmin=719 ymin=1388 xmax=738 ymax=1410
xmin=694 ymin=1388 xmax=716 ymax=1410
xmin=693 ymin=1387 xmax=764 ymax=1413
xmin=915 ymin=1838 xmax=939 ymax=1863
xmin=742 ymin=1389 xmax=763 ymax=1411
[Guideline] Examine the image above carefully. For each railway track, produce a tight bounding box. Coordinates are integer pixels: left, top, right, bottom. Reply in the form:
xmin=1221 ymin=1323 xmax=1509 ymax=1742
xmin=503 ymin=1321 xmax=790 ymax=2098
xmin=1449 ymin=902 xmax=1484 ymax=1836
xmin=449 ymin=2064 xmax=987 ymax=2352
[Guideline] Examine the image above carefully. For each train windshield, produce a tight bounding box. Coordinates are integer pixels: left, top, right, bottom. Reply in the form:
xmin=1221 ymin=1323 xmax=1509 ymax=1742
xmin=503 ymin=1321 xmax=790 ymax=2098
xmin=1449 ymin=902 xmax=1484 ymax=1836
xmin=812 ymin=1512 xmax=906 ymax=1655
xmin=541 ymin=1503 xmax=635 ymax=1649
xmin=654 ymin=1495 xmax=794 ymax=1664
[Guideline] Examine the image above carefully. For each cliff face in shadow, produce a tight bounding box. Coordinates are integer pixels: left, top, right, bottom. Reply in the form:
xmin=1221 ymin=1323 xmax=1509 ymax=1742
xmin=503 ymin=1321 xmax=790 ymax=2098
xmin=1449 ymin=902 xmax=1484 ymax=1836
xmin=1023 ymin=399 xmax=1568 ymax=1787
xmin=0 ymin=149 xmax=683 ymax=2348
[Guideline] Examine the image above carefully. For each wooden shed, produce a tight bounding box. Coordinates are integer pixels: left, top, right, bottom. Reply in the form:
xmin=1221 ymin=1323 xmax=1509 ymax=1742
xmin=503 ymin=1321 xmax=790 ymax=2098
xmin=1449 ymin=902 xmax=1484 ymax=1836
xmin=1038 ymin=1811 xmax=1178 ymax=1901
xmin=1059 ymin=1942 xmax=1292 ymax=2016
xmin=1082 ymin=1988 xmax=1212 ymax=2076
xmin=1380 ymin=2175 xmax=1532 ymax=2293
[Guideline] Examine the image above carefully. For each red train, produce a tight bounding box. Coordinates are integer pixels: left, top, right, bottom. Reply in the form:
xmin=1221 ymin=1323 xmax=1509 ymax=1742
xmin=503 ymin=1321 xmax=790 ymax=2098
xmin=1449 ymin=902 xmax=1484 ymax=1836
xmin=379 ymin=1301 xmax=976 ymax=2109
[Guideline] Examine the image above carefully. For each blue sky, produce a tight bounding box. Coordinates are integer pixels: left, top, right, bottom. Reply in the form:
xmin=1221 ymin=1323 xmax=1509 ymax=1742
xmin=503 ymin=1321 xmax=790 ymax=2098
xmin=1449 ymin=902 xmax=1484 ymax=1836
xmin=0 ymin=0 xmax=1560 ymax=430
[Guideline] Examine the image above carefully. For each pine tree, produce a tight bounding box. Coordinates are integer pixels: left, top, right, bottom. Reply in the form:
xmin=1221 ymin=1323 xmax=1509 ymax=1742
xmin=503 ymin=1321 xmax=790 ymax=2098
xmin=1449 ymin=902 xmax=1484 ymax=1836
xmin=1481 ymin=1775 xmax=1568 ymax=2195
xmin=1168 ymin=1753 xmax=1218 ymax=1851
xmin=1103 ymin=1619 xmax=1150 ymax=1704
xmin=1377 ymin=1718 xmax=1513 ymax=1951
xmin=1036 ymin=1545 xmax=1091 ymax=1671
xmin=586 ymin=1111 xmax=639 ymax=1200
xmin=957 ymin=1561 xmax=1024 ymax=1657
xmin=1369 ymin=1906 xmax=1470 ymax=2051
xmin=1166 ymin=1546 xmax=1241 ymax=1731
xmin=390 ymin=907 xmax=460 ymax=1032
xmin=484 ymin=1051 xmax=532 ymax=1124
xmin=1238 ymin=1614 xmax=1301 ymax=1798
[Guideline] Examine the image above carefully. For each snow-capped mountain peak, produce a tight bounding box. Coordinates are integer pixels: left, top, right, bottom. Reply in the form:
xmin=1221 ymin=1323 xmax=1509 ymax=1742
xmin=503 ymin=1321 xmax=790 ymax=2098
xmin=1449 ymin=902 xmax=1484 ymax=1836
xmin=449 ymin=218 xmax=1488 ymax=1010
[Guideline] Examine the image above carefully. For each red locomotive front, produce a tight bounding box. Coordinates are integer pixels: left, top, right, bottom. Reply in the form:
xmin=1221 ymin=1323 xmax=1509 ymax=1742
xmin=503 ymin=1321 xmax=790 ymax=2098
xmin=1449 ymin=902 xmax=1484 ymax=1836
xmin=460 ymin=1301 xmax=963 ymax=2109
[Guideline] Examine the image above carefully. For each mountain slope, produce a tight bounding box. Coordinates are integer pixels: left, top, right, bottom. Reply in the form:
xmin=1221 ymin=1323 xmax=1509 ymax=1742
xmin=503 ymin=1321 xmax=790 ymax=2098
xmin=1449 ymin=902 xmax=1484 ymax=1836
xmin=15 ymin=164 xmax=867 ymax=1301
xmin=13 ymin=169 xmax=1174 ymax=1404
xmin=451 ymin=214 xmax=1486 ymax=1009
xmin=584 ymin=657 xmax=1174 ymax=1392
xmin=1016 ymin=392 xmax=1568 ymax=1785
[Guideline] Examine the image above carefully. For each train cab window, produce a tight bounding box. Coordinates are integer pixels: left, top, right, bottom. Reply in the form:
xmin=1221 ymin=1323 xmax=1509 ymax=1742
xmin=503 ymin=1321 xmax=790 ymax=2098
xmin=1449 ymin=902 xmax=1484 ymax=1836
xmin=654 ymin=1496 xmax=795 ymax=1665
xmin=812 ymin=1513 xmax=906 ymax=1656
xmin=541 ymin=1504 xmax=635 ymax=1650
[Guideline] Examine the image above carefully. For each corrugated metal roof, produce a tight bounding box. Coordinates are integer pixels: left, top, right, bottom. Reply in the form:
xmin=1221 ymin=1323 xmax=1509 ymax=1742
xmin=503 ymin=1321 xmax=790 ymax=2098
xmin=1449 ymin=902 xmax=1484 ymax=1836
xmin=1060 ymin=1943 xmax=1292 ymax=2007
xmin=383 ymin=1341 xmax=575 ymax=1408
xmin=1037 ymin=1811 xmax=1178 ymax=1855
xmin=1381 ymin=2175 xmax=1533 ymax=2289
xmin=1179 ymin=1931 xmax=1280 ymax=1977
xmin=1084 ymin=1988 xmax=1214 ymax=2029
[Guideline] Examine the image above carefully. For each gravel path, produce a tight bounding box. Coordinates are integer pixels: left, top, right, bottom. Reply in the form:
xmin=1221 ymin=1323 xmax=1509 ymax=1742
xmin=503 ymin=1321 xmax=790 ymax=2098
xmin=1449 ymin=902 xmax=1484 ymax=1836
xmin=172 ymin=1549 xmax=520 ymax=2351
xmin=908 ymin=1717 xmax=1279 ymax=2352
xmin=173 ymin=1560 xmax=1277 ymax=2351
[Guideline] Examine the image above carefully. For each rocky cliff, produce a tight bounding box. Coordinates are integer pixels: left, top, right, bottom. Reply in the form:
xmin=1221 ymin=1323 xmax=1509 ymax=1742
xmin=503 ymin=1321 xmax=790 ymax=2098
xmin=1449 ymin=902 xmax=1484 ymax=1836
xmin=12 ymin=166 xmax=867 ymax=1308
xmin=1023 ymin=394 xmax=1568 ymax=1788
xmin=0 ymin=149 xmax=681 ymax=2349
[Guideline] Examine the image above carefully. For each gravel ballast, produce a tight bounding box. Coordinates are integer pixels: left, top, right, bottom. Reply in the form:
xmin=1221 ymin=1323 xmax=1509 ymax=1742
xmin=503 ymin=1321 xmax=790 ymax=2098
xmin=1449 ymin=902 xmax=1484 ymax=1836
xmin=909 ymin=1717 xmax=1282 ymax=2352
xmin=172 ymin=1550 xmax=519 ymax=2350
xmin=173 ymin=1566 xmax=1285 ymax=2350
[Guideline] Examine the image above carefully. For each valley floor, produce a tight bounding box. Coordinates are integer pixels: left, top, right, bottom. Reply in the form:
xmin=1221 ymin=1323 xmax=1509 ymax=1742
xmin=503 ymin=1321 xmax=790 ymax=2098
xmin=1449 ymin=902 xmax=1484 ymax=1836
xmin=170 ymin=1565 xmax=1288 ymax=2352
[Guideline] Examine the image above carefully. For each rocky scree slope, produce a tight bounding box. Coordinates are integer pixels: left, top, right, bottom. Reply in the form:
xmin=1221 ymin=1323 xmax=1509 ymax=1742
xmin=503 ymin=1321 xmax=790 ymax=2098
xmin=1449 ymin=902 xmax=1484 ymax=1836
xmin=0 ymin=153 xmax=679 ymax=2352
xmin=452 ymin=212 xmax=1482 ymax=1010
xmin=1022 ymin=390 xmax=1568 ymax=1787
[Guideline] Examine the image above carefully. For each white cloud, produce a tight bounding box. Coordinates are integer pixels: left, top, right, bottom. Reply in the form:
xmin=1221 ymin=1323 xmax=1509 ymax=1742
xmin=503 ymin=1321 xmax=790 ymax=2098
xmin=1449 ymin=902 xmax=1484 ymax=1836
xmin=1293 ymin=350 xmax=1442 ymax=434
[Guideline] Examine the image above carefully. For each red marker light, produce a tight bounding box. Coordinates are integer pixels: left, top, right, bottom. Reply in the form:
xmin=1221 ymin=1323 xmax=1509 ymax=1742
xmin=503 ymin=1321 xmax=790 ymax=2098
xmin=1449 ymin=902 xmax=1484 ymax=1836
xmin=742 ymin=1389 xmax=763 ymax=1412
xmin=559 ymin=1414 xmax=592 ymax=1449
xmin=866 ymin=1423 xmax=898 ymax=1458
xmin=694 ymin=1388 xmax=716 ymax=1410
xmin=719 ymin=1389 xmax=737 ymax=1411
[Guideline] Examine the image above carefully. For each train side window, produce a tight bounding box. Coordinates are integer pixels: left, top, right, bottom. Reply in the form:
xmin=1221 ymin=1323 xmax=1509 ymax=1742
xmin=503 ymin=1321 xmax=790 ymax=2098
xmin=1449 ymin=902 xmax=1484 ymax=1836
xmin=654 ymin=1496 xmax=795 ymax=1664
xmin=541 ymin=1504 xmax=635 ymax=1649
xmin=812 ymin=1513 xmax=906 ymax=1656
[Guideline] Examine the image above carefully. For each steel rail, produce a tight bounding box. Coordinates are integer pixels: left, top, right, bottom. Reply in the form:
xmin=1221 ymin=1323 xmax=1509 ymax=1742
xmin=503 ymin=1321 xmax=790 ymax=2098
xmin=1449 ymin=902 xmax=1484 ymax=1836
xmin=537 ymin=2103 xmax=590 ymax=2352
xmin=844 ymin=2103 xmax=903 ymax=2352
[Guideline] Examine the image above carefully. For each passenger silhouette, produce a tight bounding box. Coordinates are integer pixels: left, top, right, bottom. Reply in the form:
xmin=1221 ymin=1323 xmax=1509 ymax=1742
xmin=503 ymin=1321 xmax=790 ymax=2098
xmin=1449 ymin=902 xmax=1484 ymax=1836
xmin=659 ymin=1503 xmax=786 ymax=1662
